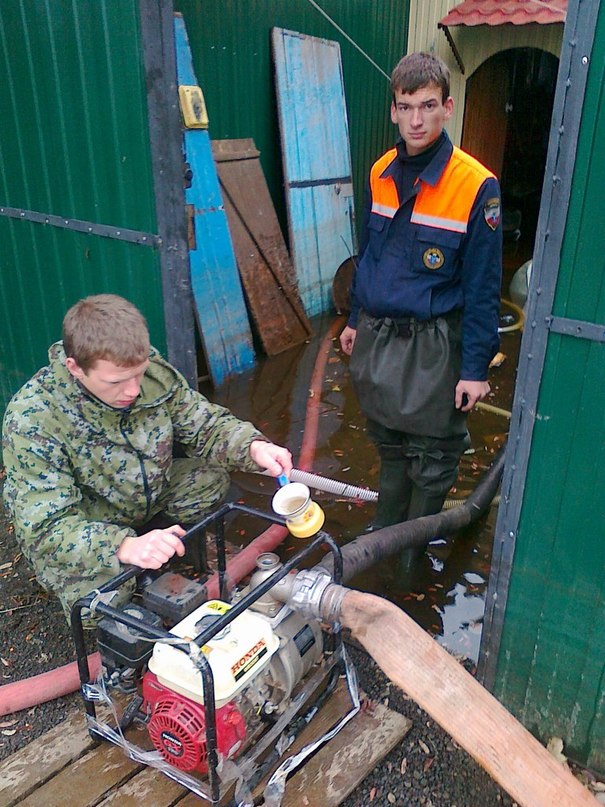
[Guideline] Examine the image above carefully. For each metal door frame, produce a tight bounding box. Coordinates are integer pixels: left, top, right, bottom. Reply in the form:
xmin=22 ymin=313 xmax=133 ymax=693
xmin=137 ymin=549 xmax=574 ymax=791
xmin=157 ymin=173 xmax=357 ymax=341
xmin=138 ymin=0 xmax=196 ymax=386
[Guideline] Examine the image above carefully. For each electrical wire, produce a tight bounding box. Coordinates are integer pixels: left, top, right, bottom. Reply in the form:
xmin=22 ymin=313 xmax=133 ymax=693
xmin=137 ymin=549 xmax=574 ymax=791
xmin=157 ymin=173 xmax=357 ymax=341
xmin=305 ymin=0 xmax=390 ymax=81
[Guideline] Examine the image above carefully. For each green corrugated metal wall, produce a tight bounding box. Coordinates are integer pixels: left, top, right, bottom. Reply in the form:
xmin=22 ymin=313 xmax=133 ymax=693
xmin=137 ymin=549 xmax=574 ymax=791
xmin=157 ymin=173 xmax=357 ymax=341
xmin=487 ymin=0 xmax=605 ymax=772
xmin=0 ymin=1 xmax=409 ymax=420
xmin=0 ymin=1 xmax=166 ymax=415
xmin=174 ymin=0 xmax=410 ymax=240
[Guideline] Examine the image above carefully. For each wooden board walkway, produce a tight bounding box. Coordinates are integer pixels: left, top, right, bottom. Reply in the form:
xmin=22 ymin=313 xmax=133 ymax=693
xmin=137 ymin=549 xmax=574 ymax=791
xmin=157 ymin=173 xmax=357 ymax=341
xmin=0 ymin=682 xmax=410 ymax=807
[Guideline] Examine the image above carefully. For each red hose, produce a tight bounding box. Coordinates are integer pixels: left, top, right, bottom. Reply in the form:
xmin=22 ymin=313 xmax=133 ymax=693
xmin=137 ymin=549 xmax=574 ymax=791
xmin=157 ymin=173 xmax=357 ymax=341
xmin=0 ymin=653 xmax=102 ymax=717
xmin=298 ymin=317 xmax=344 ymax=471
xmin=205 ymin=317 xmax=345 ymax=597
xmin=0 ymin=319 xmax=344 ymax=717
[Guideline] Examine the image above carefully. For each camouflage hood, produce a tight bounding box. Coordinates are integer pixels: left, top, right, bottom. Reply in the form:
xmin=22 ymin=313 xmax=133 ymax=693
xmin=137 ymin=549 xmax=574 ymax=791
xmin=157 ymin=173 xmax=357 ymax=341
xmin=44 ymin=341 xmax=182 ymax=413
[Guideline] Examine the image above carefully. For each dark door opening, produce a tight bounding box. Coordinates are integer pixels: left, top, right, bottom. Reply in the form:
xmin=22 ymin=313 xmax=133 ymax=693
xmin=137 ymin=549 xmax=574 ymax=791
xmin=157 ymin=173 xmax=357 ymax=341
xmin=462 ymin=47 xmax=559 ymax=252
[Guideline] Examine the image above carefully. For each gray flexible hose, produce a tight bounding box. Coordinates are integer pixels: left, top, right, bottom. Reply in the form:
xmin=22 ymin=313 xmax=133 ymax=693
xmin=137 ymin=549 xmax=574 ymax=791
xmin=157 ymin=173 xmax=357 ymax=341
xmin=288 ymin=469 xmax=378 ymax=501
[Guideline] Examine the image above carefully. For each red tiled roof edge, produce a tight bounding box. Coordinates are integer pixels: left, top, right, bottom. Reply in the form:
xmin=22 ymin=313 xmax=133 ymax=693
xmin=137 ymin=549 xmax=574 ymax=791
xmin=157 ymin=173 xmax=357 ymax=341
xmin=440 ymin=0 xmax=567 ymax=27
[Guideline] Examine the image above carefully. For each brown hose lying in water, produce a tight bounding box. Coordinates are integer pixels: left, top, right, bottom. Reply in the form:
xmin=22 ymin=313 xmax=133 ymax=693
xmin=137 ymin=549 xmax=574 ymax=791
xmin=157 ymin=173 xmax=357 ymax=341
xmin=324 ymin=587 xmax=598 ymax=807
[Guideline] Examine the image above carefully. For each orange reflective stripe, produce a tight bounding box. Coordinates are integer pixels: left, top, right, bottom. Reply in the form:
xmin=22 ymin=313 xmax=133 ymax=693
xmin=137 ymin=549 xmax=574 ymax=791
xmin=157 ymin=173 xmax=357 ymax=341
xmin=411 ymin=147 xmax=495 ymax=233
xmin=370 ymin=148 xmax=399 ymax=218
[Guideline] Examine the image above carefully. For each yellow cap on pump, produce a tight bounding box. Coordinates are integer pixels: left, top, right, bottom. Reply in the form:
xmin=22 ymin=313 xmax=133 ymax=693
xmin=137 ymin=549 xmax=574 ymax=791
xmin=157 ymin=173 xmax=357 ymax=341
xmin=286 ymin=500 xmax=325 ymax=538
xmin=272 ymin=482 xmax=326 ymax=538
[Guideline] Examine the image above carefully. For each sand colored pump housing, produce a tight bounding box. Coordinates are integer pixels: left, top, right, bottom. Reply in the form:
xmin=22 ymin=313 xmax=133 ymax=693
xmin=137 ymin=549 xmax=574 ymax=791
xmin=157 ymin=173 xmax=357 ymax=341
xmin=147 ymin=600 xmax=280 ymax=707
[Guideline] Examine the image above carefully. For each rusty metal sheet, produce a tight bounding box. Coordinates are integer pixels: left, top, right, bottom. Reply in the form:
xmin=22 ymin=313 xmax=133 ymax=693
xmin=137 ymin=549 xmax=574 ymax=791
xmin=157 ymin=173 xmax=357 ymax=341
xmin=212 ymin=138 xmax=312 ymax=356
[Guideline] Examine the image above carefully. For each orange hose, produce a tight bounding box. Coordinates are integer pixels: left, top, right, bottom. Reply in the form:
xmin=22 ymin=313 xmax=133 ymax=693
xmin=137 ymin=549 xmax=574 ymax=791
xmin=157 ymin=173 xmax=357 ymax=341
xmin=298 ymin=316 xmax=345 ymax=471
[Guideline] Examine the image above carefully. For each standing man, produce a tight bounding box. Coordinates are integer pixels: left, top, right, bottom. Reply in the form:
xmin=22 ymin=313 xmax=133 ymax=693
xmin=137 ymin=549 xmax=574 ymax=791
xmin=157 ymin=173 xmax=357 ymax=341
xmin=2 ymin=294 xmax=292 ymax=619
xmin=340 ymin=52 xmax=502 ymax=531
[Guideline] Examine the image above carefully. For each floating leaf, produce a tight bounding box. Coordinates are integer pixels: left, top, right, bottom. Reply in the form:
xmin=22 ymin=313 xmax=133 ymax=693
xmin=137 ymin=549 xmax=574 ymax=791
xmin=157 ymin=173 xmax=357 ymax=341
xmin=489 ymin=351 xmax=506 ymax=368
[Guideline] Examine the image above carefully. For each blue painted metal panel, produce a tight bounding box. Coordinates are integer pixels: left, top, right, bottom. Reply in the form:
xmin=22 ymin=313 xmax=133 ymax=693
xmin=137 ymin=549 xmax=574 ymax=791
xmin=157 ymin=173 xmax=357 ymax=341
xmin=272 ymin=28 xmax=357 ymax=318
xmin=174 ymin=14 xmax=254 ymax=386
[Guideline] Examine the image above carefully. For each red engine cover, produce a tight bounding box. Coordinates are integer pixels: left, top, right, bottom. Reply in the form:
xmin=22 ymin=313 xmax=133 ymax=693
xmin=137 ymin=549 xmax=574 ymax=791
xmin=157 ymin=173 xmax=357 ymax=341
xmin=142 ymin=671 xmax=246 ymax=773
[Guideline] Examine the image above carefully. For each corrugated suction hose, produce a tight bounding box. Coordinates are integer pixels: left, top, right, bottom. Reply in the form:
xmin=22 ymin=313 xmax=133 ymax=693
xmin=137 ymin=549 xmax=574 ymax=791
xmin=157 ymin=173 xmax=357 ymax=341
xmin=289 ymin=469 xmax=377 ymax=501
xmin=319 ymin=444 xmax=507 ymax=582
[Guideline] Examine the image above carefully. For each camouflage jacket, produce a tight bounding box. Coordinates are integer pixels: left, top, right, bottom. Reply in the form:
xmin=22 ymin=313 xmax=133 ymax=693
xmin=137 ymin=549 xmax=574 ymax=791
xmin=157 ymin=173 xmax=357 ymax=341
xmin=2 ymin=343 xmax=265 ymax=603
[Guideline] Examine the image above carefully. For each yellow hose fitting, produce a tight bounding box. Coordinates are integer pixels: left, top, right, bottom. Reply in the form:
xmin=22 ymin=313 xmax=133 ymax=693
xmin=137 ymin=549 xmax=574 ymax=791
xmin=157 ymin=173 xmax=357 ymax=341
xmin=272 ymin=482 xmax=326 ymax=538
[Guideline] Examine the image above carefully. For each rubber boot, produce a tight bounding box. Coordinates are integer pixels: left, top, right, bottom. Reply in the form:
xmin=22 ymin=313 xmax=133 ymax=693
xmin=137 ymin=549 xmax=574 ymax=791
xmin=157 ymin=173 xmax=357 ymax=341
xmin=407 ymin=488 xmax=447 ymax=521
xmin=371 ymin=458 xmax=414 ymax=529
xmin=398 ymin=487 xmax=448 ymax=571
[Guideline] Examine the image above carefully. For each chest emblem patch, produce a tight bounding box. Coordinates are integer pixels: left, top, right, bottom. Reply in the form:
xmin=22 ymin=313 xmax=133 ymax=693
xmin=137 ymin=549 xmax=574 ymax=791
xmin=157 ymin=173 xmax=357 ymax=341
xmin=484 ymin=197 xmax=501 ymax=231
xmin=423 ymin=247 xmax=445 ymax=270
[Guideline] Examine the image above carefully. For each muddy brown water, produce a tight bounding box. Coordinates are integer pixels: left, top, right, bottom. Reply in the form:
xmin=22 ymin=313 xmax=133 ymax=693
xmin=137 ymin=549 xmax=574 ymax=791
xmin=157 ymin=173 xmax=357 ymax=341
xmin=204 ymin=302 xmax=522 ymax=668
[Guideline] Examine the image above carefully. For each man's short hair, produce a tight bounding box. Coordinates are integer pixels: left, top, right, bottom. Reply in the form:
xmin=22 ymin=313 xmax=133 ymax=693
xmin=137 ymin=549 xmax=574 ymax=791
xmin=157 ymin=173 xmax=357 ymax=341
xmin=62 ymin=294 xmax=150 ymax=370
xmin=391 ymin=52 xmax=450 ymax=103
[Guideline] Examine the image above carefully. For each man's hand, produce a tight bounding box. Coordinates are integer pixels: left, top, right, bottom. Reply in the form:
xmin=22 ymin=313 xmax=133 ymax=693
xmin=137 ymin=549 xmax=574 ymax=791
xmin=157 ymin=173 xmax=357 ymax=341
xmin=116 ymin=525 xmax=186 ymax=568
xmin=249 ymin=440 xmax=293 ymax=478
xmin=455 ymin=379 xmax=490 ymax=412
xmin=339 ymin=325 xmax=357 ymax=356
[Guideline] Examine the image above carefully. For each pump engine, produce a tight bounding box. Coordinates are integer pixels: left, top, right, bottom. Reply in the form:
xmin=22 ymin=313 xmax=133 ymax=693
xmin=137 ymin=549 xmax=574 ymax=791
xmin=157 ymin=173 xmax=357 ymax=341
xmin=95 ymin=556 xmax=324 ymax=777
xmin=74 ymin=503 xmax=347 ymax=805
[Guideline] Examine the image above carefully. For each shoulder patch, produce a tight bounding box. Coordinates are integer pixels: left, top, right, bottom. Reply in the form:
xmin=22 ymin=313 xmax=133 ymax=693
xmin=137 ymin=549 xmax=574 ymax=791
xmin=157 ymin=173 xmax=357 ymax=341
xmin=484 ymin=198 xmax=501 ymax=231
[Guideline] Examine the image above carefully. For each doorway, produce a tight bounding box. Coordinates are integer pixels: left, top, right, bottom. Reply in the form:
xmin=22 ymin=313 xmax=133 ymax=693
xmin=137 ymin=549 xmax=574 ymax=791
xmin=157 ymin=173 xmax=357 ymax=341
xmin=462 ymin=47 xmax=559 ymax=252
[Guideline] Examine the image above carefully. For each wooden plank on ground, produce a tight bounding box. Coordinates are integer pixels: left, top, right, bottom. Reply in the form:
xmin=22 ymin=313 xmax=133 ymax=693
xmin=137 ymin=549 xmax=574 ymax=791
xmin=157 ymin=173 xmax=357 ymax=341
xmin=252 ymin=679 xmax=411 ymax=807
xmin=0 ymin=681 xmax=410 ymax=807
xmin=212 ymin=138 xmax=312 ymax=356
xmin=0 ymin=708 xmax=95 ymax=807
xmin=95 ymin=765 xmax=187 ymax=806
xmin=17 ymin=741 xmax=141 ymax=807
xmin=281 ymin=697 xmax=410 ymax=806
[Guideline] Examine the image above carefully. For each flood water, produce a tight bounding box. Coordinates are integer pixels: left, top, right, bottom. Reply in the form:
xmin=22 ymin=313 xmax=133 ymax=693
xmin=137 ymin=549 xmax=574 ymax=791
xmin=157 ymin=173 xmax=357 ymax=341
xmin=205 ymin=245 xmax=527 ymax=667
